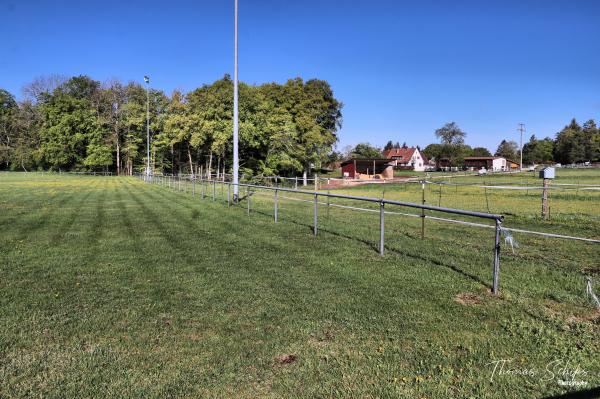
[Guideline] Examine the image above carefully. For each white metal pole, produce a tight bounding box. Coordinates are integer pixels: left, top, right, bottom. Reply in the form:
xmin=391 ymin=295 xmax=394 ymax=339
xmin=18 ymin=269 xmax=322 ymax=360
xmin=518 ymin=123 xmax=525 ymax=171
xmin=232 ymin=0 xmax=239 ymax=202
xmin=145 ymin=76 xmax=150 ymax=178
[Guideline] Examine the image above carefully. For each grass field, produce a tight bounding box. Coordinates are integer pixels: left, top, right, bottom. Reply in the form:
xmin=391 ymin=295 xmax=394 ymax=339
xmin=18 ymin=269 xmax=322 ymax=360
xmin=317 ymin=169 xmax=600 ymax=237
xmin=1 ymin=173 xmax=599 ymax=398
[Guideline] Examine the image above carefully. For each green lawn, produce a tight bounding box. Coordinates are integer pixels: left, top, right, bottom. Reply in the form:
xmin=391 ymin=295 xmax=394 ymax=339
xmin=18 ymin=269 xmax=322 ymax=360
xmin=1 ymin=173 xmax=599 ymax=398
xmin=319 ymin=169 xmax=600 ymax=236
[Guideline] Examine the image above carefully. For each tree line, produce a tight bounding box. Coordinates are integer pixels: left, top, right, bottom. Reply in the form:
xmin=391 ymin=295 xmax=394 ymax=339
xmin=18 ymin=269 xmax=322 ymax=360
xmin=0 ymin=75 xmax=343 ymax=178
xmin=342 ymin=120 xmax=600 ymax=167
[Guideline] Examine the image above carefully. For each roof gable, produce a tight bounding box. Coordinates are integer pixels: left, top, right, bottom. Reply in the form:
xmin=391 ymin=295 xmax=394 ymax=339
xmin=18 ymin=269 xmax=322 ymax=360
xmin=382 ymin=147 xmax=417 ymax=160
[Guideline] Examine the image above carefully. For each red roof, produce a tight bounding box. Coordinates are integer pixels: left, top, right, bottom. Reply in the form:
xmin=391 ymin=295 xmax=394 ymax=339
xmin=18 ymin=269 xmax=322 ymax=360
xmin=382 ymin=147 xmax=416 ymax=162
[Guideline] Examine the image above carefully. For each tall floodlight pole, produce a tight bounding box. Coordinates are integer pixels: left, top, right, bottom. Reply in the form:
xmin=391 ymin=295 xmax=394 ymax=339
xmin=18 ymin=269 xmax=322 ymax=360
xmin=144 ymin=75 xmax=151 ymax=178
xmin=518 ymin=123 xmax=525 ymax=171
xmin=232 ymin=0 xmax=240 ymax=201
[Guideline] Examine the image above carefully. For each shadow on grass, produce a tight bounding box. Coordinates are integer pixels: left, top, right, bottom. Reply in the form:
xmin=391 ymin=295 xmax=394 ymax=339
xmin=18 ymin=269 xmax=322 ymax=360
xmin=11 ymin=186 xmax=79 ymax=243
xmin=114 ymin=183 xmax=146 ymax=255
xmin=49 ymin=183 xmax=96 ymax=246
xmin=542 ymin=387 xmax=600 ymax=399
xmin=121 ymin=182 xmax=211 ymax=269
xmin=143 ymin=181 xmax=493 ymax=291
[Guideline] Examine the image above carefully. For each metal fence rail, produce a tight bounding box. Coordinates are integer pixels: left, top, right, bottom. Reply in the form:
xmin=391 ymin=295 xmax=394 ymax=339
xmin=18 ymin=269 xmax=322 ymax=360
xmin=139 ymin=174 xmax=506 ymax=295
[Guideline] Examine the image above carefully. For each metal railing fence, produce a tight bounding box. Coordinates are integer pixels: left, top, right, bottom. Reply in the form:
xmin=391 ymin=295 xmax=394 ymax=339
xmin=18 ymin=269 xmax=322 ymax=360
xmin=138 ymin=173 xmax=505 ymax=295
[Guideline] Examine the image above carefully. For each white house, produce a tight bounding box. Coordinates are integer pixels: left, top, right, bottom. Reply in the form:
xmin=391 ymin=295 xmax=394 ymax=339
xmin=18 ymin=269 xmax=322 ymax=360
xmin=382 ymin=147 xmax=426 ymax=171
xmin=463 ymin=156 xmax=519 ymax=172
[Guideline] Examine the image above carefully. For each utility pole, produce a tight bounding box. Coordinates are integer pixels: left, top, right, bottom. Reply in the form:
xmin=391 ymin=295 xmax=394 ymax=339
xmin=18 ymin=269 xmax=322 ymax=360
xmin=518 ymin=123 xmax=525 ymax=171
xmin=232 ymin=0 xmax=239 ymax=202
xmin=144 ymin=75 xmax=151 ymax=179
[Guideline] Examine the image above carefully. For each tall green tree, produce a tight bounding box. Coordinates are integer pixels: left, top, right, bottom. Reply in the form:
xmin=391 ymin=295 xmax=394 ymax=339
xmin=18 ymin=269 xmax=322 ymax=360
xmin=433 ymin=122 xmax=468 ymax=166
xmin=38 ymin=77 xmax=103 ymax=170
xmin=0 ymin=89 xmax=18 ymax=167
xmin=350 ymin=143 xmax=382 ymax=159
xmin=522 ymin=135 xmax=554 ymax=164
xmin=472 ymin=147 xmax=492 ymax=157
xmin=494 ymin=139 xmax=519 ymax=161
xmin=554 ymin=119 xmax=586 ymax=164
xmin=434 ymin=122 xmax=466 ymax=145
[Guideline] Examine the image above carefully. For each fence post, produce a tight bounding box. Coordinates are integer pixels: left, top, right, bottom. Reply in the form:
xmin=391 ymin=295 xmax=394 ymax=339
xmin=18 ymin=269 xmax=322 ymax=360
xmin=326 ymin=190 xmax=330 ymax=219
xmin=379 ymin=200 xmax=385 ymax=256
xmin=228 ymin=182 xmax=231 ymax=207
xmin=295 ymin=177 xmax=298 ymax=190
xmin=247 ymin=186 xmax=251 ymax=215
xmin=274 ymin=188 xmax=279 ymax=222
xmin=212 ymin=180 xmax=216 ymax=201
xmin=202 ymin=179 xmax=205 ymax=199
xmin=313 ymin=193 xmax=318 ymax=236
xmin=192 ymin=178 xmax=195 ymax=197
xmin=421 ymin=181 xmax=426 ymax=239
xmin=492 ymin=219 xmax=501 ymax=295
xmin=178 ymin=176 xmax=181 ymax=191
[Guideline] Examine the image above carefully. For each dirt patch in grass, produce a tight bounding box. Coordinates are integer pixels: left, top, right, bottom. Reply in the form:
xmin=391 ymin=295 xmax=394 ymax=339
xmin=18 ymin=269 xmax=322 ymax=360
xmin=454 ymin=293 xmax=483 ymax=306
xmin=583 ymin=266 xmax=600 ymax=276
xmin=565 ymin=314 xmax=600 ymax=325
xmin=275 ymin=354 xmax=297 ymax=365
xmin=545 ymin=299 xmax=599 ymax=324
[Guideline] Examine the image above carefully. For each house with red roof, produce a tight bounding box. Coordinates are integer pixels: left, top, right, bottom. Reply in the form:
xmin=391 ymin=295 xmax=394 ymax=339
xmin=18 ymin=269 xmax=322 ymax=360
xmin=382 ymin=147 xmax=426 ymax=171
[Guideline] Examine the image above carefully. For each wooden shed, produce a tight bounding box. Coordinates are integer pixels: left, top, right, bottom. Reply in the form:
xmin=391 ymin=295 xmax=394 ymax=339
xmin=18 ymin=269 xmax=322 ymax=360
xmin=340 ymin=159 xmax=395 ymax=179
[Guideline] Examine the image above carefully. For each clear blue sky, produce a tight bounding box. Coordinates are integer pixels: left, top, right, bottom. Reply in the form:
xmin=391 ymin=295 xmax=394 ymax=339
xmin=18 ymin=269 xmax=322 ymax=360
xmin=1 ymin=0 xmax=599 ymax=152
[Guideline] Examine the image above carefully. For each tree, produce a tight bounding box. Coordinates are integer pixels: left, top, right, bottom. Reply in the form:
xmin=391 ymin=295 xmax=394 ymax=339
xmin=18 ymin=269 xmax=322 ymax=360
xmin=37 ymin=77 xmax=104 ymax=170
xmin=472 ymin=147 xmax=492 ymax=157
xmin=11 ymin=99 xmax=42 ymax=171
xmin=2 ymin=74 xmax=344 ymax=175
xmin=383 ymin=140 xmax=394 ymax=151
xmin=0 ymin=89 xmax=18 ymax=167
xmin=434 ymin=122 xmax=466 ymax=145
xmin=350 ymin=143 xmax=382 ymax=159
xmin=554 ymin=118 xmax=587 ymax=164
xmin=325 ymin=150 xmax=342 ymax=166
xmin=21 ymin=74 xmax=66 ymax=103
xmin=101 ymin=80 xmax=126 ymax=175
xmin=432 ymin=122 xmax=468 ymax=166
xmin=582 ymin=120 xmax=599 ymax=162
xmin=422 ymin=143 xmax=443 ymax=161
xmin=494 ymin=140 xmax=519 ymax=161
xmin=522 ymin=135 xmax=554 ymax=164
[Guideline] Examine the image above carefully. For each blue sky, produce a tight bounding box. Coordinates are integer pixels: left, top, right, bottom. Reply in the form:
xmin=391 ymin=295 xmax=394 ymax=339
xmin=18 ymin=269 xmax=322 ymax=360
xmin=1 ymin=0 xmax=599 ymax=152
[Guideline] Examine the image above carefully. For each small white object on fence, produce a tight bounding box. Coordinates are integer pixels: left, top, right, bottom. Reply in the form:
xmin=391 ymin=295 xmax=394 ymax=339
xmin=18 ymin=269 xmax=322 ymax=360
xmin=586 ymin=277 xmax=600 ymax=312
